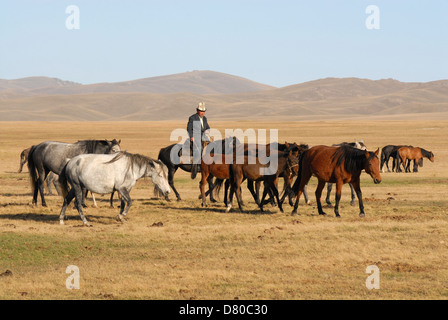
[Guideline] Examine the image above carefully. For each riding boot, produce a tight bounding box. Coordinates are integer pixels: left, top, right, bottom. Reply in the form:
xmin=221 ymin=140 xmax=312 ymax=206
xmin=191 ymin=162 xmax=198 ymax=179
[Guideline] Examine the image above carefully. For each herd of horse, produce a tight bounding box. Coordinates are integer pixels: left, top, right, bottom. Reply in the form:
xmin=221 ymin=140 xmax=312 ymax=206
xmin=380 ymin=145 xmax=435 ymax=173
xmin=18 ymin=138 xmax=434 ymax=226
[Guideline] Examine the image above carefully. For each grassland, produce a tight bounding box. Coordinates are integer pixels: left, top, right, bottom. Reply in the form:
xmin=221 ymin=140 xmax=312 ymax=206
xmin=0 ymin=120 xmax=447 ymax=300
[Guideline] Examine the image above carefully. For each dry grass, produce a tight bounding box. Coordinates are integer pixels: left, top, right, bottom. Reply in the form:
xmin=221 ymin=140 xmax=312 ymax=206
xmin=0 ymin=120 xmax=447 ymax=300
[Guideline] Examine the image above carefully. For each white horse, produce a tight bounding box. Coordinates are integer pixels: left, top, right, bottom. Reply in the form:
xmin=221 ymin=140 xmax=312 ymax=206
xmin=58 ymin=151 xmax=171 ymax=226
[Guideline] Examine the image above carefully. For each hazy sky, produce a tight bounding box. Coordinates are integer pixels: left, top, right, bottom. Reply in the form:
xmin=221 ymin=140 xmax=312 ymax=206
xmin=1 ymin=0 xmax=447 ymax=87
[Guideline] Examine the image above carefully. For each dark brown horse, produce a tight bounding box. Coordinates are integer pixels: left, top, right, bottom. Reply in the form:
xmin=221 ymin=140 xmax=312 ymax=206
xmin=200 ymin=152 xmax=232 ymax=208
xmin=292 ymin=145 xmax=381 ymax=218
xmin=229 ymin=144 xmax=299 ymax=213
xmin=396 ymin=146 xmax=434 ymax=173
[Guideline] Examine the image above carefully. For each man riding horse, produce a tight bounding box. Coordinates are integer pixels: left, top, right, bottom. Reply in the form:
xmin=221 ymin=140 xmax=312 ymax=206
xmin=186 ymin=102 xmax=211 ymax=179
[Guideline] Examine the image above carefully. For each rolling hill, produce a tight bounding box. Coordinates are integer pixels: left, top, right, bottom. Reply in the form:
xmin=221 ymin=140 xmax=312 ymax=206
xmin=0 ymin=71 xmax=447 ymax=121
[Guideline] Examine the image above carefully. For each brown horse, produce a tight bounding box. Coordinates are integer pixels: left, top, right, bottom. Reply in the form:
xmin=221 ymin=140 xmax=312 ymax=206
xmin=396 ymin=146 xmax=434 ymax=173
xmin=235 ymin=142 xmax=310 ymax=207
xmin=200 ymin=152 xmax=232 ymax=208
xmin=229 ymin=145 xmax=299 ymax=213
xmin=292 ymin=145 xmax=381 ymax=218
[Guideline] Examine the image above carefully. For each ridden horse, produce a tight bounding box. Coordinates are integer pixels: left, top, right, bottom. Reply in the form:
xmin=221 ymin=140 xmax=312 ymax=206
xmin=380 ymin=145 xmax=410 ymax=173
xmin=292 ymin=145 xmax=381 ymax=218
xmin=58 ymin=151 xmax=170 ymax=226
xmin=396 ymin=146 xmax=434 ymax=173
xmin=229 ymin=144 xmax=299 ymax=213
xmin=156 ymin=137 xmax=236 ymax=201
xmin=27 ymin=139 xmax=121 ymax=207
xmin=325 ymin=140 xmax=367 ymax=207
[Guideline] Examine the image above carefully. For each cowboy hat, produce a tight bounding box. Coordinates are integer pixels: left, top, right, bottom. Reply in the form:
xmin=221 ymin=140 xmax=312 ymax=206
xmin=196 ymin=102 xmax=206 ymax=112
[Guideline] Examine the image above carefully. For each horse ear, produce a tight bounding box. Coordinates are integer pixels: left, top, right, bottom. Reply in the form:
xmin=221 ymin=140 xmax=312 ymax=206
xmin=375 ymin=148 xmax=379 ymax=156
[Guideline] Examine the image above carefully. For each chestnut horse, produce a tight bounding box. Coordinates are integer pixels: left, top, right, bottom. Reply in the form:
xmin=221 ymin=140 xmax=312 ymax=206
xmin=292 ymin=145 xmax=381 ymax=218
xmin=396 ymin=146 xmax=434 ymax=173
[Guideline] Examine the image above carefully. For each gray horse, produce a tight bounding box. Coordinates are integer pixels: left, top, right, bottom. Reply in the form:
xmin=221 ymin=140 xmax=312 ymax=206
xmin=58 ymin=151 xmax=171 ymax=226
xmin=28 ymin=139 xmax=121 ymax=206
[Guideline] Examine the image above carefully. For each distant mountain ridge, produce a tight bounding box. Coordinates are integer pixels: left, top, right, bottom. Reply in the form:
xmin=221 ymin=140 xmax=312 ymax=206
xmin=0 ymin=70 xmax=275 ymax=96
xmin=0 ymin=71 xmax=447 ymax=121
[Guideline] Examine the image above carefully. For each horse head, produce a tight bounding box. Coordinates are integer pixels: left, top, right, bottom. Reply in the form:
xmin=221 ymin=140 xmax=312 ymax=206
xmin=108 ymin=139 xmax=121 ymax=153
xmin=365 ymin=148 xmax=381 ymax=184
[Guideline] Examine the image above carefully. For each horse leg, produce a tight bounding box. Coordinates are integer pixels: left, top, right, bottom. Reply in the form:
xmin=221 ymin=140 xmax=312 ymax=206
xmin=169 ymin=168 xmax=181 ymax=201
xmin=53 ymin=177 xmax=61 ymax=196
xmin=91 ymin=192 xmax=98 ymax=208
xmin=315 ymin=180 xmax=327 ymax=216
xmin=224 ymin=179 xmax=230 ymax=207
xmin=38 ymin=169 xmax=49 ymax=207
xmin=73 ymin=185 xmax=90 ymax=226
xmin=59 ymin=188 xmax=76 ymax=225
xmin=200 ymin=172 xmax=208 ymax=207
xmin=303 ymin=185 xmax=310 ymax=205
xmin=270 ymin=180 xmax=283 ymax=213
xmin=333 ymin=181 xmax=343 ymax=218
xmin=247 ymin=180 xmax=260 ymax=206
xmin=81 ymin=188 xmax=89 ymax=208
xmin=226 ymin=181 xmax=234 ymax=213
xmin=254 ymin=180 xmax=261 ymax=205
xmin=351 ymin=179 xmax=365 ymax=217
xmin=349 ymin=183 xmax=356 ymax=206
xmin=292 ymin=170 xmax=312 ymax=215
xmin=117 ymin=189 xmax=132 ymax=223
xmin=109 ymin=191 xmax=115 ymax=208
xmin=208 ymin=177 xmax=217 ymax=203
xmin=47 ymin=175 xmax=54 ymax=196
xmin=235 ymin=175 xmax=245 ymax=213
xmin=32 ymin=180 xmax=39 ymax=206
xmin=325 ymin=183 xmax=333 ymax=207
xmin=385 ymin=156 xmax=391 ymax=173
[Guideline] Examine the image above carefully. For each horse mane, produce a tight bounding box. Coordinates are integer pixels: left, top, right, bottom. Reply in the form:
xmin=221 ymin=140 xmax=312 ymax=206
xmin=420 ymin=148 xmax=432 ymax=159
xmin=332 ymin=145 xmax=375 ymax=172
xmin=106 ymin=151 xmax=157 ymax=173
xmin=76 ymin=139 xmax=120 ymax=153
xmin=76 ymin=140 xmax=108 ymax=153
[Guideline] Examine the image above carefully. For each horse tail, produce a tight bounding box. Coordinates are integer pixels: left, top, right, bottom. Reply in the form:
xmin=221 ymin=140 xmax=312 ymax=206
xmin=213 ymin=178 xmax=224 ymax=199
xmin=292 ymin=150 xmax=306 ymax=194
xmin=58 ymin=163 xmax=70 ymax=199
xmin=27 ymin=145 xmax=38 ymax=195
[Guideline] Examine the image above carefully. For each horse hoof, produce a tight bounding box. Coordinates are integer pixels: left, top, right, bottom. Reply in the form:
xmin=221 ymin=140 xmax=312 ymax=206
xmin=225 ymin=205 xmax=232 ymax=213
xmin=291 ymin=211 xmax=297 ymax=216
xmin=359 ymin=213 xmax=365 ymax=218
xmin=59 ymin=220 xmax=64 ymax=225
